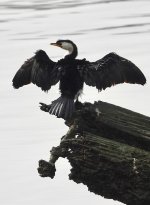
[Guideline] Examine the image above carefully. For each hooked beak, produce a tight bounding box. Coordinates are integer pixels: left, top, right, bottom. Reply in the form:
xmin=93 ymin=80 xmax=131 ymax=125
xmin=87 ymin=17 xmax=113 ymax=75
xmin=50 ymin=42 xmax=61 ymax=47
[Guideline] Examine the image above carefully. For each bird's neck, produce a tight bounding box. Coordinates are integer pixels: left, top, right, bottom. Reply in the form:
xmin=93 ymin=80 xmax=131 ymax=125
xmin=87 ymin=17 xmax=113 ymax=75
xmin=65 ymin=44 xmax=78 ymax=60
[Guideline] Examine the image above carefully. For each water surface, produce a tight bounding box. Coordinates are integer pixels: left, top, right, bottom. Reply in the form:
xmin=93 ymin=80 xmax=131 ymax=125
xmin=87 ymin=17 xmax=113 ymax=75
xmin=0 ymin=1 xmax=150 ymax=205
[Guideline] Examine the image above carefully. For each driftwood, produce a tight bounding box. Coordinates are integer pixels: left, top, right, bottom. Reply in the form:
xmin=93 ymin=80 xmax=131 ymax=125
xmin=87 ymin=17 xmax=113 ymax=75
xmin=38 ymin=101 xmax=150 ymax=205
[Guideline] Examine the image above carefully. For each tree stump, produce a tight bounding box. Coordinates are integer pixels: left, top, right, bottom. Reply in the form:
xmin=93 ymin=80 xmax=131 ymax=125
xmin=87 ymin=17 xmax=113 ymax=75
xmin=38 ymin=101 xmax=150 ymax=205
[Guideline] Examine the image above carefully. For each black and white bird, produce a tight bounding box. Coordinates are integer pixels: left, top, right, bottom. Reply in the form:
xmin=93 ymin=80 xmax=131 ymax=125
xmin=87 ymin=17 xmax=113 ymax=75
xmin=12 ymin=39 xmax=146 ymax=120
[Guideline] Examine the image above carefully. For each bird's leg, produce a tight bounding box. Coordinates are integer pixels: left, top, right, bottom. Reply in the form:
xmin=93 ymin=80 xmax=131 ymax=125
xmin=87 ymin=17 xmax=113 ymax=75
xmin=39 ymin=102 xmax=51 ymax=112
xmin=74 ymin=98 xmax=83 ymax=110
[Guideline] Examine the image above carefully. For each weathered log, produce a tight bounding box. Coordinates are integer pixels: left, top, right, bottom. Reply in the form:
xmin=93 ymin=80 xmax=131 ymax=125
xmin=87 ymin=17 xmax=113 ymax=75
xmin=38 ymin=101 xmax=150 ymax=205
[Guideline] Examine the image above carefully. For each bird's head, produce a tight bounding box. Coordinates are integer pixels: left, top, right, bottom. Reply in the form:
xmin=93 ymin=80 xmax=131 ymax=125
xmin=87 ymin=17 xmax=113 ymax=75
xmin=50 ymin=39 xmax=78 ymax=59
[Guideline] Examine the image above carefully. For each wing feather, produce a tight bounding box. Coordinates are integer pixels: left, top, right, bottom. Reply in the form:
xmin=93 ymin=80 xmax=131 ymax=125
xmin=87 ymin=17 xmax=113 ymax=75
xmin=12 ymin=57 xmax=34 ymax=89
xmin=12 ymin=50 xmax=60 ymax=92
xmin=81 ymin=53 xmax=146 ymax=91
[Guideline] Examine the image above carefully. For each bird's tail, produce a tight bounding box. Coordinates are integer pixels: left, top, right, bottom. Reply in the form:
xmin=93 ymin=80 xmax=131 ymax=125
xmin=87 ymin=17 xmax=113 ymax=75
xmin=49 ymin=96 xmax=75 ymax=120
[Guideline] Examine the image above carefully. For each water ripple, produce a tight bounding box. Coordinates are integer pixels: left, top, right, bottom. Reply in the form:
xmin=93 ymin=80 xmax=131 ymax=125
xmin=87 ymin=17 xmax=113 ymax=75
xmin=79 ymin=22 xmax=150 ymax=34
xmin=0 ymin=0 xmax=136 ymax=11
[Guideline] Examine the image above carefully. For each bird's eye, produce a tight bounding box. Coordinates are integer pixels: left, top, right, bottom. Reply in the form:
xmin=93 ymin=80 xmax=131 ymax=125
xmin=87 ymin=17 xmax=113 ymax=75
xmin=56 ymin=41 xmax=62 ymax=47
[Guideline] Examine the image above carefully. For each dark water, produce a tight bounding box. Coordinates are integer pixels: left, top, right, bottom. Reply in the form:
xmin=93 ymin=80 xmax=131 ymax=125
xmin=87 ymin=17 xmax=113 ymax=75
xmin=0 ymin=1 xmax=150 ymax=205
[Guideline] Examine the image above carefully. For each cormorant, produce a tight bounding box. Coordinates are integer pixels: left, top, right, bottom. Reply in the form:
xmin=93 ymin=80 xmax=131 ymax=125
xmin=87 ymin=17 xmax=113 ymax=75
xmin=12 ymin=39 xmax=146 ymax=120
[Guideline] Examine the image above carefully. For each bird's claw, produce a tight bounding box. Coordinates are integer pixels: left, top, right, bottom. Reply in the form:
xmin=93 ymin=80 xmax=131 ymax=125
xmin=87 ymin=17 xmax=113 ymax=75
xmin=39 ymin=102 xmax=51 ymax=112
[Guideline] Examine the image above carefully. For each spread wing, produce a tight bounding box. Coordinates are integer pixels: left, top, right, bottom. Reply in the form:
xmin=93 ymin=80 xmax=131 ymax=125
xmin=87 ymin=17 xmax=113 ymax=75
xmin=12 ymin=50 xmax=60 ymax=92
xmin=80 ymin=52 xmax=146 ymax=91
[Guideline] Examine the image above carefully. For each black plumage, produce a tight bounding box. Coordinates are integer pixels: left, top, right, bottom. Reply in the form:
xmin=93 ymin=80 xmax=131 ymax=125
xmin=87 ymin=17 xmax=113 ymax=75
xmin=12 ymin=39 xmax=146 ymax=120
xmin=13 ymin=50 xmax=56 ymax=91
